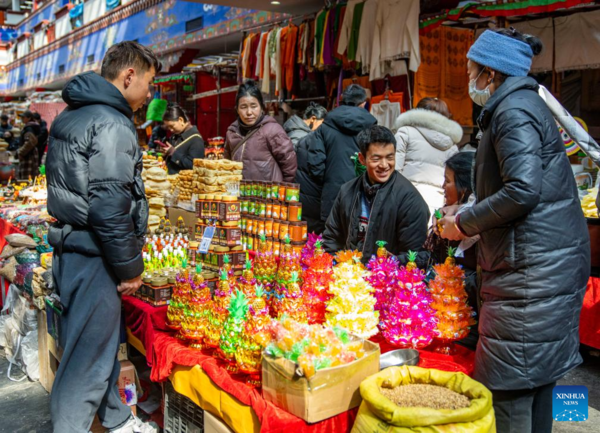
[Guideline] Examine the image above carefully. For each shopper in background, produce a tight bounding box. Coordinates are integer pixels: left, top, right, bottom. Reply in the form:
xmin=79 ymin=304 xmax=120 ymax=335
xmin=438 ymin=28 xmax=590 ymax=433
xmin=424 ymin=151 xmax=478 ymax=350
xmin=0 ymin=114 xmax=14 ymax=148
xmin=323 ymin=125 xmax=429 ymax=263
xmin=148 ymin=122 xmax=168 ymax=149
xmin=46 ymin=41 xmax=160 ymax=433
xmin=33 ymin=112 xmax=49 ymax=164
xmin=393 ymin=97 xmax=462 ymax=216
xmin=294 ymin=104 xmax=329 ymax=234
xmin=283 ymin=102 xmax=327 ymax=150
xmin=161 ymin=103 xmax=204 ymax=174
xmin=17 ymin=110 xmax=41 ymax=180
xmin=225 ymin=80 xmax=297 ymax=182
xmin=306 ymin=84 xmax=377 ymax=228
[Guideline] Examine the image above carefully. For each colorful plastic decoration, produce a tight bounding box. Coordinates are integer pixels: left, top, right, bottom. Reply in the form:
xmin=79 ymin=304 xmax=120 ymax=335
xmin=265 ymin=318 xmax=366 ymax=379
xmin=367 ymin=241 xmax=402 ymax=330
xmin=302 ymin=241 xmax=335 ymax=324
xmin=253 ymin=234 xmax=277 ymax=299
xmin=428 ymin=247 xmax=477 ymax=354
xmin=382 ymin=251 xmax=437 ymax=349
xmin=272 ymin=237 xmax=304 ymax=320
xmin=204 ymin=269 xmax=233 ymax=349
xmin=180 ymin=265 xmax=212 ymax=349
xmin=325 ymin=254 xmax=379 ymax=339
xmin=235 ymin=285 xmax=272 ymax=387
xmin=217 ymin=289 xmax=249 ymax=373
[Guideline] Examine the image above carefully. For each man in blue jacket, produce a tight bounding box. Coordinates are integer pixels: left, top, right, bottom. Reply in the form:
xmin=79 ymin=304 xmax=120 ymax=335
xmin=47 ymin=41 xmax=160 ymax=433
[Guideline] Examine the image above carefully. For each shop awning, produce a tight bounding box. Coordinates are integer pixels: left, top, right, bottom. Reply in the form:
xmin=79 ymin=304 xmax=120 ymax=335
xmin=183 ymin=0 xmax=322 ymax=15
xmin=420 ymin=0 xmax=597 ymax=33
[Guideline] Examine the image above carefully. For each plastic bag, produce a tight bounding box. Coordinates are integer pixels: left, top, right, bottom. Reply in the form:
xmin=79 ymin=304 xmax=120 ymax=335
xmin=352 ymin=366 xmax=496 ymax=433
xmin=4 ymin=233 xmax=37 ymax=249
xmin=21 ymin=330 xmax=39 ymax=381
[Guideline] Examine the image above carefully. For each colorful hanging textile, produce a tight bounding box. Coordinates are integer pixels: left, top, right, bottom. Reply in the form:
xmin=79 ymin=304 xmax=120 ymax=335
xmin=414 ymin=27 xmax=473 ymax=126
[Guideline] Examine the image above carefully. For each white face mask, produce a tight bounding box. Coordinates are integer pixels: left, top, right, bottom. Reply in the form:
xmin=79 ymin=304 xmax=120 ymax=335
xmin=469 ymin=69 xmax=491 ymax=107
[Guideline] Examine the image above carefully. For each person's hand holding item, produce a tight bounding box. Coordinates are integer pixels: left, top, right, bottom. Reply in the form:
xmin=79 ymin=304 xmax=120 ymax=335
xmin=158 ymin=140 xmax=175 ymax=156
xmin=438 ymin=214 xmax=466 ymax=241
xmin=117 ymin=275 xmax=143 ymax=296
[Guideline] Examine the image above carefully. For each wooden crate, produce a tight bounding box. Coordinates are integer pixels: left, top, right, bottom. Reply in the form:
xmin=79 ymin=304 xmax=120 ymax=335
xmin=37 ymin=310 xmax=63 ymax=393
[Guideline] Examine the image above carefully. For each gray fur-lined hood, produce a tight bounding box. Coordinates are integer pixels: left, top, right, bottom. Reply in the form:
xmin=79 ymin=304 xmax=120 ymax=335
xmin=393 ymin=109 xmax=463 ymax=150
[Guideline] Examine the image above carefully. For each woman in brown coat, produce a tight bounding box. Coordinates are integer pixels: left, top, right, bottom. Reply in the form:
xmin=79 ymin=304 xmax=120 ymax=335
xmin=224 ymin=80 xmax=297 ymax=182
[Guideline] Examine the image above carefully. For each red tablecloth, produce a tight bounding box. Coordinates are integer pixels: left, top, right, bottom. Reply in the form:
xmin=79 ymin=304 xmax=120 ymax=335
xmin=0 ymin=217 xmax=26 ymax=309
xmin=122 ymin=297 xmax=476 ymax=433
xmin=580 ymin=277 xmax=600 ymax=349
xmin=122 ymin=296 xmax=170 ymax=366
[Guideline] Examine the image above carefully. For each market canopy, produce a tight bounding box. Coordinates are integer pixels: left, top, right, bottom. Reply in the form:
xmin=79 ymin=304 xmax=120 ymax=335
xmin=183 ymin=0 xmax=323 ymax=15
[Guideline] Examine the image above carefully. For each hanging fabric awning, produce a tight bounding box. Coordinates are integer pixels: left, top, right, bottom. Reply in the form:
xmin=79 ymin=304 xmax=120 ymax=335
xmin=154 ymin=73 xmax=194 ymax=85
xmin=419 ymin=0 xmax=596 ymax=33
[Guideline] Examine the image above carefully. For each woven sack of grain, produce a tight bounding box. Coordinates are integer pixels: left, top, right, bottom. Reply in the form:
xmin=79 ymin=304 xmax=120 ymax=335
xmin=352 ymin=366 xmax=495 ymax=433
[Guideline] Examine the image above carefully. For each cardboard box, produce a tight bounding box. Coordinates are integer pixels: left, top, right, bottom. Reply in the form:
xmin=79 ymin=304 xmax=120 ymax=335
xmin=262 ymin=340 xmax=380 ymax=423
xmin=117 ymin=342 xmax=128 ymax=362
xmin=119 ymin=360 xmax=138 ymax=406
xmin=142 ymin=283 xmax=173 ymax=306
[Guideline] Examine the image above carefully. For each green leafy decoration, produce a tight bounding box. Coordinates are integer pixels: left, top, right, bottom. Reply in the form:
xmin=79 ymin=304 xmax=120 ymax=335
xmin=223 ymin=254 xmax=230 ymax=264
xmin=255 ymin=285 xmax=264 ymax=298
xmin=220 ymin=269 xmax=228 ymax=281
xmin=245 ymin=259 xmax=252 ymax=271
xmin=315 ymin=240 xmax=322 ymax=250
xmin=447 ymin=246 xmax=457 ymax=258
xmin=284 ymin=235 xmax=291 ymax=245
xmin=408 ymin=250 xmax=418 ymax=263
xmin=228 ymin=289 xmax=249 ymax=320
xmin=196 ymin=263 xmax=202 ymax=274
xmin=351 ymin=152 xmax=366 ymax=178
xmin=333 ymin=326 xmax=350 ymax=344
xmin=39 ymin=165 xmax=46 ymax=176
xmin=434 ymin=209 xmax=443 ymax=220
xmin=260 ymin=234 xmax=267 ymax=242
xmin=376 ymin=240 xmax=387 ymax=248
xmin=290 ymin=271 xmax=299 ymax=284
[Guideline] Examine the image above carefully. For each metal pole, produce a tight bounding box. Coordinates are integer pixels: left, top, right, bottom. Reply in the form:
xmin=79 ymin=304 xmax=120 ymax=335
xmin=217 ymin=67 xmax=221 ymax=136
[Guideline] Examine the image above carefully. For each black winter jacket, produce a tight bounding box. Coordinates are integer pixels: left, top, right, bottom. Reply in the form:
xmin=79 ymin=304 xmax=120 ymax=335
xmin=322 ymin=171 xmax=429 ymax=263
xmin=283 ymin=115 xmax=311 ymax=151
xmin=458 ymin=77 xmax=590 ymax=390
xmin=166 ymin=126 xmax=204 ymax=174
xmin=306 ymin=106 xmax=377 ymax=222
xmin=47 ymin=71 xmax=148 ymax=281
xmin=295 ymin=131 xmax=324 ymax=234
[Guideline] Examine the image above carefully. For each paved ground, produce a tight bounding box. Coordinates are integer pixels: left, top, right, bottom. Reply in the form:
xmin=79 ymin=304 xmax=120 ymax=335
xmin=0 ymin=347 xmax=599 ymax=432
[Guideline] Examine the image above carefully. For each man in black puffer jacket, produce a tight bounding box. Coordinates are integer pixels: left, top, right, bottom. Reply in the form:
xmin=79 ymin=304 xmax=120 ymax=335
xmin=306 ymin=85 xmax=377 ymax=227
xmin=47 ymin=41 xmax=160 ymax=433
xmin=323 ymin=126 xmax=429 ymax=263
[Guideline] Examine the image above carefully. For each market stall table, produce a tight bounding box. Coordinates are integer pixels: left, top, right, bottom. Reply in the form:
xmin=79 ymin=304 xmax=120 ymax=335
xmin=122 ymin=296 xmax=476 ymax=433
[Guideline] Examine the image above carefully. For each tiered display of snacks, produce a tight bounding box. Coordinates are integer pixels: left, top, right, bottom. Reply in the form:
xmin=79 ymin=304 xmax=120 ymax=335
xmin=194 ymin=180 xmax=243 ymax=279
xmin=177 ymin=170 xmax=194 ymax=203
xmin=239 ymin=180 xmax=307 ymax=256
xmin=193 ymin=159 xmax=243 ymax=195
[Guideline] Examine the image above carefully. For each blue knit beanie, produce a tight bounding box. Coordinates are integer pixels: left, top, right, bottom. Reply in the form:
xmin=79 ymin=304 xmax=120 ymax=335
xmin=467 ymin=30 xmax=534 ymax=77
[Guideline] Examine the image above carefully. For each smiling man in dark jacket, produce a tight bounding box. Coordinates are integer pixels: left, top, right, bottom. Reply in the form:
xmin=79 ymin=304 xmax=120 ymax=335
xmin=323 ymin=125 xmax=429 ymax=263
xmin=46 ymin=41 xmax=160 ymax=433
xmin=306 ymin=85 xmax=377 ymax=226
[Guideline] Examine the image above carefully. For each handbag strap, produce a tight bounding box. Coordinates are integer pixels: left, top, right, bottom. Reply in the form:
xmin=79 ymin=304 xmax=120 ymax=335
xmin=231 ymin=127 xmax=261 ymax=158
